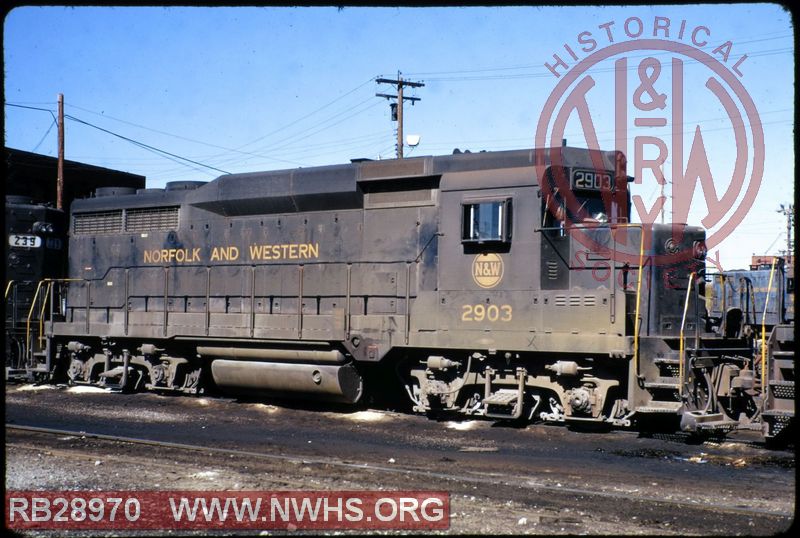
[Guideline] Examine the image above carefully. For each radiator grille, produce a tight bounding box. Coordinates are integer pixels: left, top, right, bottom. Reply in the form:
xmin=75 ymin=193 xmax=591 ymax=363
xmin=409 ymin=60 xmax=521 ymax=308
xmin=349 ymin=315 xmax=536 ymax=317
xmin=125 ymin=207 xmax=180 ymax=232
xmin=73 ymin=211 xmax=123 ymax=235
xmin=73 ymin=207 xmax=180 ymax=235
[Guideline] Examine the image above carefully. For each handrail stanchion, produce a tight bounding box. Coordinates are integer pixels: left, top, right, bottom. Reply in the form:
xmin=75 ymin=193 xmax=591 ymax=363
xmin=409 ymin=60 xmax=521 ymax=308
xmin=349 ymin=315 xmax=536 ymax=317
xmin=761 ymin=258 xmax=778 ymax=393
xmin=5 ymin=280 xmax=15 ymax=299
xmin=38 ymin=281 xmax=54 ymax=348
xmin=679 ymin=272 xmax=696 ymax=400
xmin=25 ymin=280 xmax=48 ymax=361
xmin=632 ymin=225 xmax=645 ymax=377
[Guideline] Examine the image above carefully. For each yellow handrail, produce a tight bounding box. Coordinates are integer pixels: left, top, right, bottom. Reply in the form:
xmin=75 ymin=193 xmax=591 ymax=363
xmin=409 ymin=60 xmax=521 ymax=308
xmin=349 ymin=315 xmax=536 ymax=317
xmin=5 ymin=280 xmax=16 ymax=300
xmin=679 ymin=272 xmax=696 ymax=400
xmin=25 ymin=280 xmax=48 ymax=353
xmin=37 ymin=281 xmax=54 ymax=347
xmin=25 ymin=278 xmax=84 ymax=356
xmin=760 ymin=258 xmax=777 ymax=393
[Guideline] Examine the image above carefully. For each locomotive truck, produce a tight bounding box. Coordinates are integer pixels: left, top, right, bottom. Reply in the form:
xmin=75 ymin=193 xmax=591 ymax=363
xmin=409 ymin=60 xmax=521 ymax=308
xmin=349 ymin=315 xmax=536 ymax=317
xmin=18 ymin=145 xmax=794 ymax=440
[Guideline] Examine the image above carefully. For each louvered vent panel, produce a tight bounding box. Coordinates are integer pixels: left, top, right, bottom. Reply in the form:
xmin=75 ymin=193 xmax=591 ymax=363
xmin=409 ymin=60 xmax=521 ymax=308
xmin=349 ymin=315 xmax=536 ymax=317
xmin=547 ymin=261 xmax=559 ymax=280
xmin=125 ymin=207 xmax=180 ymax=232
xmin=73 ymin=211 xmax=123 ymax=235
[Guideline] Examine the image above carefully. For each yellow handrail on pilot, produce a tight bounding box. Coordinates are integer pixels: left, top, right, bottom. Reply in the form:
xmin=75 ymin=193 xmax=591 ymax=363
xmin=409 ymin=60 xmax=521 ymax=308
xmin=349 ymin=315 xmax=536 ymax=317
xmin=26 ymin=278 xmax=83 ymax=354
xmin=5 ymin=280 xmax=15 ymax=299
xmin=25 ymin=280 xmax=48 ymax=351
xmin=679 ymin=272 xmax=696 ymax=400
xmin=37 ymin=281 xmax=54 ymax=347
xmin=760 ymin=258 xmax=778 ymax=393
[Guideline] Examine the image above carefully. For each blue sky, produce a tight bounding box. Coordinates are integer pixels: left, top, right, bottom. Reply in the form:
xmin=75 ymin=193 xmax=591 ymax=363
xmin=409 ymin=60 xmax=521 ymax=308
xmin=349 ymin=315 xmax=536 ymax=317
xmin=4 ymin=5 xmax=794 ymax=270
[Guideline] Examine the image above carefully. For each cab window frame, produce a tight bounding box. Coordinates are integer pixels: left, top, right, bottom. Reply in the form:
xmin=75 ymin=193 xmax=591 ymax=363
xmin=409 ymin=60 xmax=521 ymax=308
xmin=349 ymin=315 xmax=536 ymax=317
xmin=461 ymin=197 xmax=513 ymax=244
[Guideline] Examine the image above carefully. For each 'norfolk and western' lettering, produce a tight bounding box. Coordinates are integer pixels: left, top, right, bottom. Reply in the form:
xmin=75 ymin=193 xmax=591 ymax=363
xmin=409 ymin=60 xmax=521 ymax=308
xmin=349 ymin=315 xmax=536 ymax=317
xmin=143 ymin=243 xmax=320 ymax=264
xmin=248 ymin=243 xmax=319 ymax=261
xmin=144 ymin=248 xmax=202 ymax=264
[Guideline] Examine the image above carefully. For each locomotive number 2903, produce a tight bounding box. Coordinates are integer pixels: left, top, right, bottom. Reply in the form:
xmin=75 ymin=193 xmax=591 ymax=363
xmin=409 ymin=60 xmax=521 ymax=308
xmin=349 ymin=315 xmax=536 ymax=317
xmin=461 ymin=304 xmax=512 ymax=322
xmin=572 ymin=170 xmax=612 ymax=190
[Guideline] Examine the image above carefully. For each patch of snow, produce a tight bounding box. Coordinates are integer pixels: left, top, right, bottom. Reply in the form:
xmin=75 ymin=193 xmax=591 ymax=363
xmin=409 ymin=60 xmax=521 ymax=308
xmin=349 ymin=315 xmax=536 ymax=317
xmin=342 ymin=411 xmax=385 ymax=422
xmin=66 ymin=385 xmax=109 ymax=394
xmin=191 ymin=471 xmax=219 ymax=480
xmin=250 ymin=403 xmax=279 ymax=413
xmin=13 ymin=384 xmax=57 ymax=392
xmin=446 ymin=420 xmax=479 ymax=431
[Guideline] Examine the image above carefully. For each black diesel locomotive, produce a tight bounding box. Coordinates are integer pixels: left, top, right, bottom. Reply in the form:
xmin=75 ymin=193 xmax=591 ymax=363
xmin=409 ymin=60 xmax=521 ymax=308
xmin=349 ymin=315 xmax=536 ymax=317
xmin=706 ymin=257 xmax=794 ymax=339
xmin=5 ymin=195 xmax=68 ymax=379
xmin=705 ymin=257 xmax=795 ymax=440
xmin=29 ymin=146 xmax=794 ymax=441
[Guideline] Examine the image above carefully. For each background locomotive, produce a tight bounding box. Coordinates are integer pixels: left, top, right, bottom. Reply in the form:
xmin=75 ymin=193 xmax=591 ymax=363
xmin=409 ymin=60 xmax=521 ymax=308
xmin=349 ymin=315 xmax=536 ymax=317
xmin=5 ymin=195 xmax=68 ymax=379
xmin=15 ymin=145 xmax=795 ymax=442
xmin=5 ymin=148 xmax=145 ymax=381
xmin=705 ymin=256 xmax=795 ymax=441
xmin=706 ymin=256 xmax=794 ymax=339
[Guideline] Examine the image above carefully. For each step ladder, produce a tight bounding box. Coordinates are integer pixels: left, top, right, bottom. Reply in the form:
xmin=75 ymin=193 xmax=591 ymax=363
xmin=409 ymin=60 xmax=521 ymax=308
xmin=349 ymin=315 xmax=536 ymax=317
xmin=483 ymin=367 xmax=526 ymax=420
xmin=483 ymin=389 xmax=523 ymax=420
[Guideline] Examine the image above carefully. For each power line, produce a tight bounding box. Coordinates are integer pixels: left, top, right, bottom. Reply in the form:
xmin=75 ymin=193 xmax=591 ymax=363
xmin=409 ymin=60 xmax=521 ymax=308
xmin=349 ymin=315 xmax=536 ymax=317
xmin=404 ymin=33 xmax=793 ymax=79
xmin=213 ymin=98 xmax=383 ymax=170
xmin=7 ymin=104 xmax=60 ymax=153
xmin=419 ymin=47 xmax=792 ymax=82
xmin=6 ymin=103 xmax=55 ymax=114
xmin=63 ymin=103 xmax=306 ymax=168
xmin=58 ymin=78 xmax=379 ymax=169
xmin=67 ymin=130 xmax=391 ymax=165
xmin=64 ymin=114 xmax=230 ymax=175
xmin=229 ymin=76 xmax=378 ymax=153
xmin=30 ymin=118 xmax=57 ymax=153
xmin=8 ymin=102 xmax=230 ymax=175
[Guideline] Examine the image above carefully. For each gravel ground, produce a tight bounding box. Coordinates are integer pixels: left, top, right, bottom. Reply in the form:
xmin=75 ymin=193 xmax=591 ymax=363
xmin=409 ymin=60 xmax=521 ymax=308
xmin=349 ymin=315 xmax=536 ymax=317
xmin=5 ymin=384 xmax=796 ymax=536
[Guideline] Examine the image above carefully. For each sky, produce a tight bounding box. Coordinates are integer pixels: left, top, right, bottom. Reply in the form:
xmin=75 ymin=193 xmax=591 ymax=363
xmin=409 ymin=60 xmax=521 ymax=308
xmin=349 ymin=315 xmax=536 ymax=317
xmin=3 ymin=4 xmax=795 ymax=271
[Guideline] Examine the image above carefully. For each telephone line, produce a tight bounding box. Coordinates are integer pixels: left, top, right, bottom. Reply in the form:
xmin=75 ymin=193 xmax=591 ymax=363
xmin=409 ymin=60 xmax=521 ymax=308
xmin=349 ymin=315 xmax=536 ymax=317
xmin=64 ymin=114 xmax=231 ymax=175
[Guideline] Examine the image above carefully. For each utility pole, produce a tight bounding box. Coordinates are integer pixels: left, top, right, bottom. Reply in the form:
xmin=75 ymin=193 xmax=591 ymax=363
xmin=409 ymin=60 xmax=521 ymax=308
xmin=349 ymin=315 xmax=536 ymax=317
xmin=57 ymin=93 xmax=65 ymax=210
xmin=778 ymin=203 xmax=794 ymax=263
xmin=376 ymin=72 xmax=424 ymax=158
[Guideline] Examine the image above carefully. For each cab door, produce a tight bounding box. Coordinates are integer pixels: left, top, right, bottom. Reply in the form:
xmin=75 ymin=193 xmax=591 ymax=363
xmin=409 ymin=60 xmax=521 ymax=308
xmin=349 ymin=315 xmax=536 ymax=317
xmin=435 ymin=168 xmax=539 ymax=339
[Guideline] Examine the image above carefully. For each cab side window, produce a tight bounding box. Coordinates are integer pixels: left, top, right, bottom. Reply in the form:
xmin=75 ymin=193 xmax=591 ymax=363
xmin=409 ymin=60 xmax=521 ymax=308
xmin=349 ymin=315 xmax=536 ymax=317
xmin=461 ymin=199 xmax=512 ymax=244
